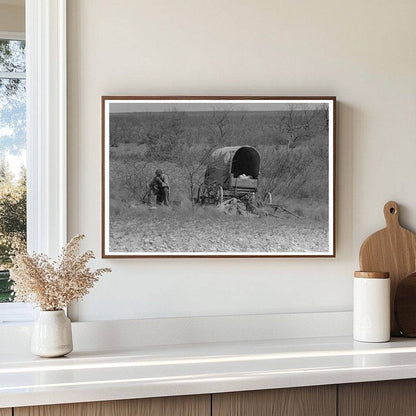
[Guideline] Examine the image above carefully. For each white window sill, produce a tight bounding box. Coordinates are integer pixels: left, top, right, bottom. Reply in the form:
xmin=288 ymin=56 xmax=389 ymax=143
xmin=0 ymin=303 xmax=35 ymax=324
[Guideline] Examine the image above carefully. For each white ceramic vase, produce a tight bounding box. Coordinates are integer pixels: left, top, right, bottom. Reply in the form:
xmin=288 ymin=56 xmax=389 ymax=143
xmin=31 ymin=310 xmax=73 ymax=358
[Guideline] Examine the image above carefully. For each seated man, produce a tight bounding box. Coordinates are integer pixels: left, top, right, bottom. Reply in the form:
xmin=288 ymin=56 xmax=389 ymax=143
xmin=149 ymin=169 xmax=170 ymax=206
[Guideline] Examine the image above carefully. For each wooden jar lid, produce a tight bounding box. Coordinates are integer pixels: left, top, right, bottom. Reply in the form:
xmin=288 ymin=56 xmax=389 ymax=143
xmin=354 ymin=271 xmax=390 ymax=279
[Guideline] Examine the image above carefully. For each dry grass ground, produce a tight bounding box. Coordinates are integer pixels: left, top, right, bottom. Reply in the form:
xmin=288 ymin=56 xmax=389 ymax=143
xmin=109 ymin=205 xmax=328 ymax=254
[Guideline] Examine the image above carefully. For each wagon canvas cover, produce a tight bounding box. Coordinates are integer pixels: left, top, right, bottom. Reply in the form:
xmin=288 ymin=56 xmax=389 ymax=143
xmin=204 ymin=146 xmax=261 ymax=189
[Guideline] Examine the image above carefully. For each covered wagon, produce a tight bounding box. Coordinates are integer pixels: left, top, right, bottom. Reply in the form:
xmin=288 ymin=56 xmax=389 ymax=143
xmin=197 ymin=146 xmax=262 ymax=205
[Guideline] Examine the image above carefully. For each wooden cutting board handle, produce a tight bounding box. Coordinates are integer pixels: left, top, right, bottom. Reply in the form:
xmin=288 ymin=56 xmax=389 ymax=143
xmin=359 ymin=201 xmax=416 ymax=336
xmin=383 ymin=201 xmax=400 ymax=228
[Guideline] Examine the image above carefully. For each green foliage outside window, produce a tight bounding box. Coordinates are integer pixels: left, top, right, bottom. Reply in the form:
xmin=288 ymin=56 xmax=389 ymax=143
xmin=0 ymin=161 xmax=26 ymax=302
xmin=0 ymin=39 xmax=27 ymax=302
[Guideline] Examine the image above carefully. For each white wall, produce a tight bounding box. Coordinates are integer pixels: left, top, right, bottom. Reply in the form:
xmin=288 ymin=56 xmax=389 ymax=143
xmin=67 ymin=0 xmax=416 ymax=322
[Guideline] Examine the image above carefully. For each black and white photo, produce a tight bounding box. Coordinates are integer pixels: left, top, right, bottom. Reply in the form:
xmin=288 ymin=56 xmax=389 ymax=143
xmin=102 ymin=97 xmax=335 ymax=257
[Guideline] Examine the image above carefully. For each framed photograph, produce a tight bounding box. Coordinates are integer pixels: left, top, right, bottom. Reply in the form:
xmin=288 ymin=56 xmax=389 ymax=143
xmin=102 ymin=96 xmax=336 ymax=258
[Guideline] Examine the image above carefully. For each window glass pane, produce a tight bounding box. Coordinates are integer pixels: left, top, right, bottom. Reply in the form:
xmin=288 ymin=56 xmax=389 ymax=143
xmin=0 ymin=45 xmax=26 ymax=303
xmin=0 ymin=39 xmax=25 ymax=73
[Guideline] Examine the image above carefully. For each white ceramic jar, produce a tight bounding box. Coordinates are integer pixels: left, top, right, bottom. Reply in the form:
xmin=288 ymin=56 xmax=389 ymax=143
xmin=31 ymin=310 xmax=73 ymax=357
xmin=353 ymin=271 xmax=390 ymax=343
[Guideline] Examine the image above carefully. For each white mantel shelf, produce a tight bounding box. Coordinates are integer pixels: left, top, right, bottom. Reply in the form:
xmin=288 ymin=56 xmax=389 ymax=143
xmin=2 ymin=336 xmax=416 ymax=408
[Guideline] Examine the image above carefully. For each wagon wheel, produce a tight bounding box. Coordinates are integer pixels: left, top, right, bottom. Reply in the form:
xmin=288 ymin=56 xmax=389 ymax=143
xmin=263 ymin=192 xmax=272 ymax=204
xmin=197 ymin=184 xmax=207 ymax=205
xmin=216 ymin=186 xmax=224 ymax=205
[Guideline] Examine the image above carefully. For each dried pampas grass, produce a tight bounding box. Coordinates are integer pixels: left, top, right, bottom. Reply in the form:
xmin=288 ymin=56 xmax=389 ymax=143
xmin=10 ymin=234 xmax=111 ymax=311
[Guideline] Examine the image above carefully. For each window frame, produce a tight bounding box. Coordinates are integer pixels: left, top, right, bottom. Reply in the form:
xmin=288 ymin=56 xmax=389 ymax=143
xmin=0 ymin=0 xmax=67 ymax=323
xmin=0 ymin=31 xmax=24 ymax=41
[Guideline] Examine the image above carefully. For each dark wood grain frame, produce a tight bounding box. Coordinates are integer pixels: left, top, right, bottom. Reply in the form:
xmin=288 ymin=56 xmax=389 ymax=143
xmin=102 ymin=96 xmax=336 ymax=258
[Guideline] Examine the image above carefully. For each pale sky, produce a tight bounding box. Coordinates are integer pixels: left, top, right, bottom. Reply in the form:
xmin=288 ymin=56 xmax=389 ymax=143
xmin=0 ymin=126 xmax=25 ymax=181
xmin=4 ymin=149 xmax=25 ymax=181
xmin=109 ymin=100 xmax=329 ymax=113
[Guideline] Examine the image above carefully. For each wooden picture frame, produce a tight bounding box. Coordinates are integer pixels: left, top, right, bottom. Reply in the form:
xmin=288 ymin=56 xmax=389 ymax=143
xmin=102 ymin=96 xmax=336 ymax=258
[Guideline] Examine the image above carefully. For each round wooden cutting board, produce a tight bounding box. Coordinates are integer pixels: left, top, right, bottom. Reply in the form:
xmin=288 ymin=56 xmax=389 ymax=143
xmin=395 ymin=273 xmax=416 ymax=337
xmin=359 ymin=201 xmax=416 ymax=336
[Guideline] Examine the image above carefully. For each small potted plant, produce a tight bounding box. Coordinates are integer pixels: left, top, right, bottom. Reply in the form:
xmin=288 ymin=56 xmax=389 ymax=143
xmin=10 ymin=234 xmax=111 ymax=357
